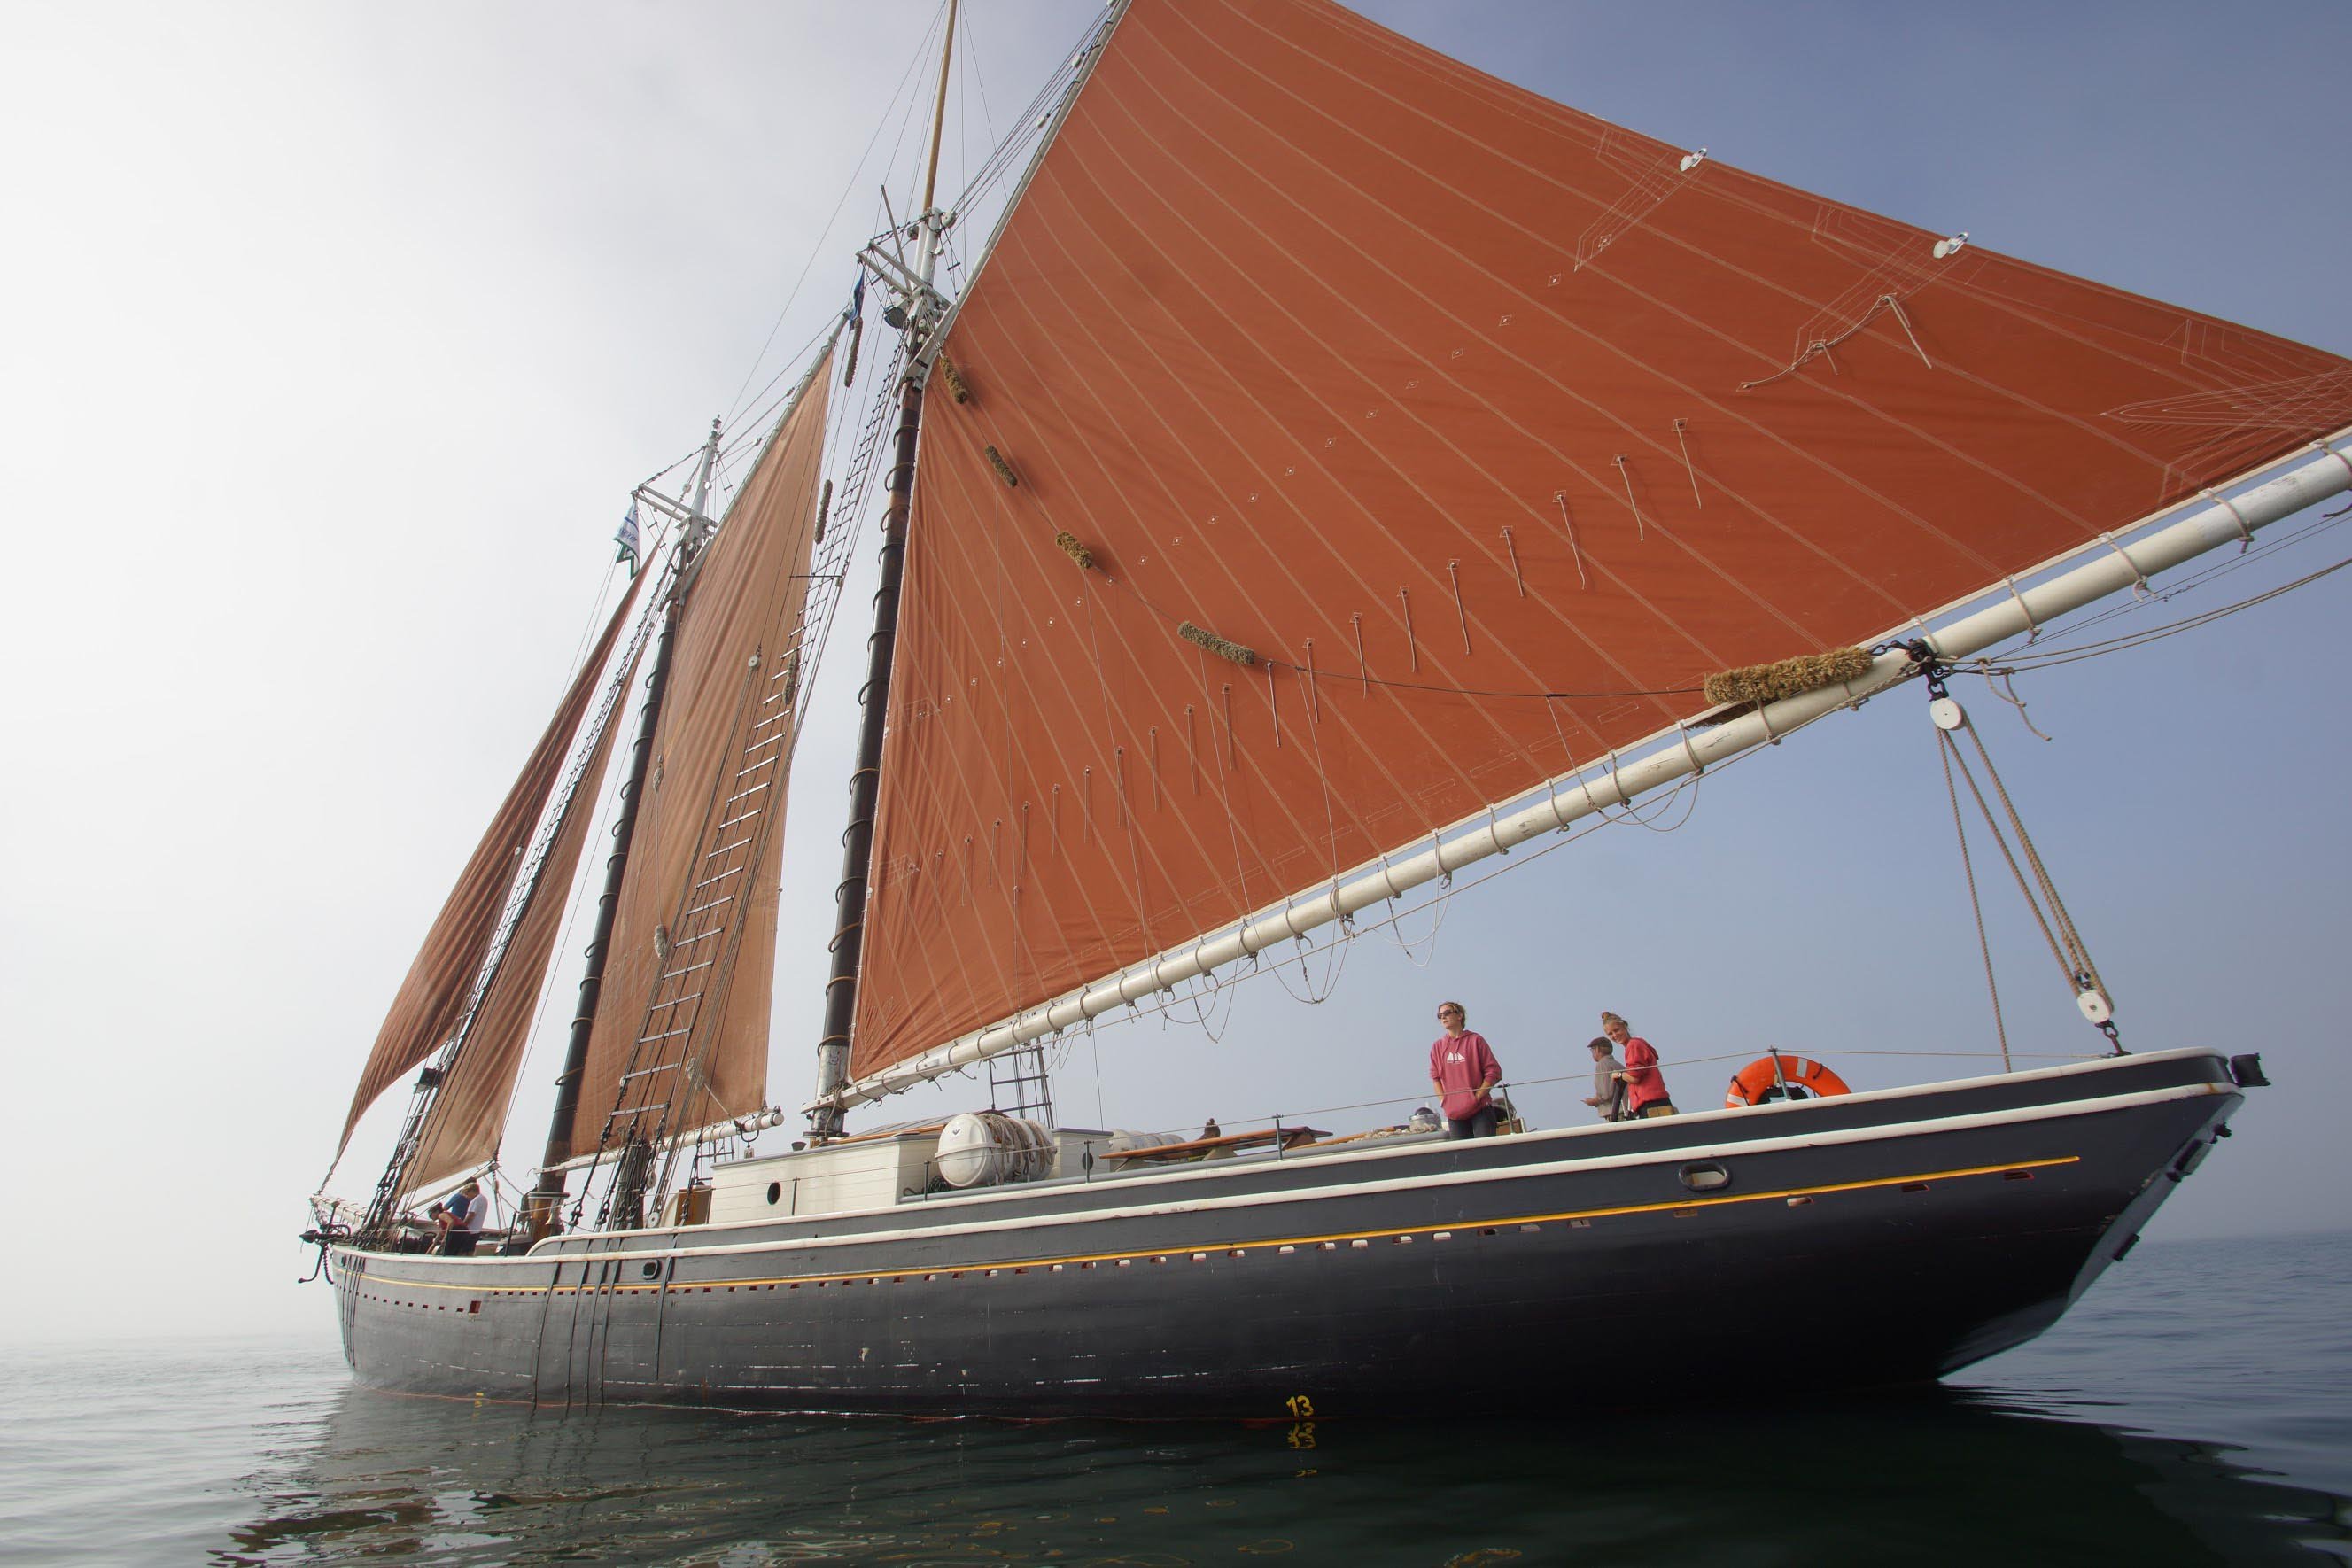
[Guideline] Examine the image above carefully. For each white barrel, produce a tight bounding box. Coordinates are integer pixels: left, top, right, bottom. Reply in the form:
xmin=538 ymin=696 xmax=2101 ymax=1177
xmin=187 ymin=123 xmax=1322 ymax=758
xmin=1105 ymin=1129 xmax=1183 ymax=1163
xmin=935 ymin=1112 xmax=1055 ymax=1189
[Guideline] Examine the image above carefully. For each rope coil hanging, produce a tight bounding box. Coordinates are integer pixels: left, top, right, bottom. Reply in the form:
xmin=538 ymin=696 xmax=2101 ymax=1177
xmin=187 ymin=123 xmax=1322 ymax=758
xmin=1179 ymin=620 xmax=1256 ymax=666
xmin=1702 ymin=646 xmax=1875 ymax=711
xmin=937 ymin=354 xmax=973 ymax=404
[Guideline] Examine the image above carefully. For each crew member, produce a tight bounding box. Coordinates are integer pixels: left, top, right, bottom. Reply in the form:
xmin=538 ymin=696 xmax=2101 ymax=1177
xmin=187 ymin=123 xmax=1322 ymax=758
xmin=1602 ymin=1011 xmax=1674 ymax=1117
xmin=1428 ymin=1001 xmax=1502 ymax=1139
xmin=434 ymin=1180 xmax=487 ymax=1256
xmin=1583 ymin=1035 xmax=1626 ymax=1122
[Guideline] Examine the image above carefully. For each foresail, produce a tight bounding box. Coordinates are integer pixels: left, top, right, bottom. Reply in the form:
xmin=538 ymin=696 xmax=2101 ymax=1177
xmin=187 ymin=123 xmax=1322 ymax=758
xmin=844 ymin=0 xmax=2352 ymax=1083
xmin=339 ymin=575 xmax=648 ymax=1154
xmin=401 ymin=638 xmax=644 ymax=1196
xmin=562 ymin=351 xmax=835 ymax=1163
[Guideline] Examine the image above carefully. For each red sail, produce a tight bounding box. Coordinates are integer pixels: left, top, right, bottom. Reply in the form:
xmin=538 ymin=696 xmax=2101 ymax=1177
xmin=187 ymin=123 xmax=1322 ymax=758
xmin=563 ymin=359 xmax=834 ymax=1161
xmin=340 ymin=572 xmax=645 ymax=1154
xmin=845 ymin=0 xmax=2352 ymax=1081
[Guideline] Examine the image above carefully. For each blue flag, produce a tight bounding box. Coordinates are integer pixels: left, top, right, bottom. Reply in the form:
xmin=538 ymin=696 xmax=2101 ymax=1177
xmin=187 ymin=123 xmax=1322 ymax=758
xmin=615 ymin=502 xmax=640 ymax=578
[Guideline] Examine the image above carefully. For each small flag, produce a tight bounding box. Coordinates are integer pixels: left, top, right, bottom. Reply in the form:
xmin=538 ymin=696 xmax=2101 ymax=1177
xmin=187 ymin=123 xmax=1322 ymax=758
xmin=615 ymin=502 xmax=640 ymax=578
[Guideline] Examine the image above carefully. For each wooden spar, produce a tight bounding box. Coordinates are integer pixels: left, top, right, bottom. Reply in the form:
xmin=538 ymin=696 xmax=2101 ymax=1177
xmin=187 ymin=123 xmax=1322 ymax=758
xmin=818 ymin=429 xmax=2352 ymax=1114
xmin=920 ymin=0 xmax=959 ymax=216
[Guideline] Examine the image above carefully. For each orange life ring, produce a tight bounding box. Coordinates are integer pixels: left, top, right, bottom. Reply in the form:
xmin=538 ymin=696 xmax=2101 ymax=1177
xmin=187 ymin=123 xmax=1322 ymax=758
xmin=1723 ymin=1052 xmax=1851 ymax=1108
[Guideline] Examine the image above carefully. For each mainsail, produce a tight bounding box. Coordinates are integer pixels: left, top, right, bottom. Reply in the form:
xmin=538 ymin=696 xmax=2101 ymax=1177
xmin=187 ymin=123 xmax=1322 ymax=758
xmin=844 ymin=0 xmax=2352 ymax=1082
xmin=562 ymin=350 xmax=836 ymax=1163
xmin=338 ymin=573 xmax=646 ymax=1157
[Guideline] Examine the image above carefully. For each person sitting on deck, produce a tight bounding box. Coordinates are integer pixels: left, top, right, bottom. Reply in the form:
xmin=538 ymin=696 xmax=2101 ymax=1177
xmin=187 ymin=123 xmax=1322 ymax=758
xmin=1601 ymin=1012 xmax=1675 ymax=1118
xmin=1583 ymin=1036 xmax=1626 ymax=1122
xmin=1428 ymin=1001 xmax=1502 ymax=1139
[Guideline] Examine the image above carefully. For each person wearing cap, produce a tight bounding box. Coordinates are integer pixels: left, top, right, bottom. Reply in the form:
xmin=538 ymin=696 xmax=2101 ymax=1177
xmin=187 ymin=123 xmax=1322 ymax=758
xmin=1583 ymin=1036 xmax=1626 ymax=1122
xmin=1601 ymin=1011 xmax=1673 ymax=1117
xmin=1428 ymin=1001 xmax=1502 ymax=1139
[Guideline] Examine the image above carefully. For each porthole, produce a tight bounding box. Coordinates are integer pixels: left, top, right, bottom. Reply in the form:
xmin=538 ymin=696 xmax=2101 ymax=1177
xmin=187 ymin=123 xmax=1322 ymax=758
xmin=640 ymin=1261 xmax=661 ymax=1280
xmin=766 ymin=1182 xmax=782 ymax=1205
xmin=1678 ymin=1160 xmax=1732 ymax=1193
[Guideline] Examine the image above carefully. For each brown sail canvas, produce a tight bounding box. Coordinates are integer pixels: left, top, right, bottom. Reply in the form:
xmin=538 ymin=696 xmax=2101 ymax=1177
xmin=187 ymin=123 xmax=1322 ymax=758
xmin=339 ymin=572 xmax=646 ymax=1155
xmin=562 ymin=358 xmax=834 ymax=1161
xmin=403 ymin=639 xmax=643 ymax=1195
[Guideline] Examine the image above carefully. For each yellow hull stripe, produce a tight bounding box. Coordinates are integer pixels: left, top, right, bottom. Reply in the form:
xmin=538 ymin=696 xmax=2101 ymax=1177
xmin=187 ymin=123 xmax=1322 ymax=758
xmin=349 ymin=1153 xmax=2080 ymax=1302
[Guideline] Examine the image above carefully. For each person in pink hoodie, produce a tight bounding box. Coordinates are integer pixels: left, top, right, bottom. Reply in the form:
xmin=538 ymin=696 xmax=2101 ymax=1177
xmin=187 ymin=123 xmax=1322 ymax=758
xmin=1427 ymin=1001 xmax=1502 ymax=1139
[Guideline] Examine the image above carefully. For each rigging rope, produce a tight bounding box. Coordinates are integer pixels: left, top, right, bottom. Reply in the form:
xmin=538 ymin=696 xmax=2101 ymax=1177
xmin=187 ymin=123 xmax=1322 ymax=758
xmin=1938 ymin=731 xmax=2013 ymax=1073
xmin=721 ymin=1 xmax=947 ymax=429
xmin=1920 ymin=656 xmax=2121 ymax=1059
xmin=1981 ymin=552 xmax=2352 ymax=674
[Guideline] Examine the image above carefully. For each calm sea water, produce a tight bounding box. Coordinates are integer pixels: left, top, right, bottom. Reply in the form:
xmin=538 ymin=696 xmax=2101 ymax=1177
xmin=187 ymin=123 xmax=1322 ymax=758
xmin=3 ymin=1231 xmax=2345 ymax=1566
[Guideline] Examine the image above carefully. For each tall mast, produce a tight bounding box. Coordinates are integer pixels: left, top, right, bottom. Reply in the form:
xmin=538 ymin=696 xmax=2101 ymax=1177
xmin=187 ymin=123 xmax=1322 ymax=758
xmin=919 ymin=0 xmax=957 ymax=218
xmin=526 ymin=419 xmax=722 ymax=1233
xmin=811 ymin=0 xmax=959 ymax=1137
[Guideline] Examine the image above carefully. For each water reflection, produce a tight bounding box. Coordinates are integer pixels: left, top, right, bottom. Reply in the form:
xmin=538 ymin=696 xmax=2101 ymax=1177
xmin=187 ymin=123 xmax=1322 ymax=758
xmin=214 ymin=1383 xmax=2349 ymax=1566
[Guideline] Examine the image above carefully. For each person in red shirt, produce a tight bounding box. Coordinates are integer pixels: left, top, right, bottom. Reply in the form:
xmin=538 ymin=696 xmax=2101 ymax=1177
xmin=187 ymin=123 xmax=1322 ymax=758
xmin=1427 ymin=1001 xmax=1502 ymax=1139
xmin=1602 ymin=1011 xmax=1674 ymax=1117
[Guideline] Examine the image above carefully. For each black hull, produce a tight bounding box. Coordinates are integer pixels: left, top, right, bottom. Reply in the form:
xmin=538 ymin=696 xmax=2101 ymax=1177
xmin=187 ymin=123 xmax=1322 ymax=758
xmin=327 ymin=1050 xmax=2244 ymax=1418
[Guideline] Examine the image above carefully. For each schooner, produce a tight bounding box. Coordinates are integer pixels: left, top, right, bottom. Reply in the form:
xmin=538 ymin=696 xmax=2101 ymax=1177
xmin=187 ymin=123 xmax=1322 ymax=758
xmin=307 ymin=0 xmax=2350 ymax=1416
